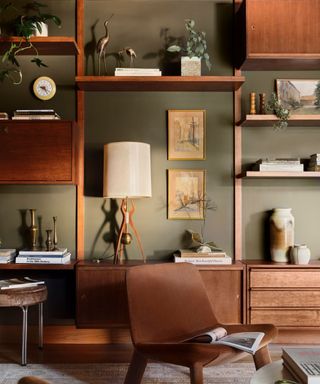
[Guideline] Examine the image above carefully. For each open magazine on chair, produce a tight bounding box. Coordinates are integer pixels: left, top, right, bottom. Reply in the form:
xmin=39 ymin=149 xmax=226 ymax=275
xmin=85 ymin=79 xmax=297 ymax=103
xmin=184 ymin=327 xmax=265 ymax=355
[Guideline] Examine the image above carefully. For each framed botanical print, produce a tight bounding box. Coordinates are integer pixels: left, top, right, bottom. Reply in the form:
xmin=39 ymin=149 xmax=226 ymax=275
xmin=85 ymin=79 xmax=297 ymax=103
xmin=167 ymin=169 xmax=205 ymax=220
xmin=168 ymin=110 xmax=206 ymax=160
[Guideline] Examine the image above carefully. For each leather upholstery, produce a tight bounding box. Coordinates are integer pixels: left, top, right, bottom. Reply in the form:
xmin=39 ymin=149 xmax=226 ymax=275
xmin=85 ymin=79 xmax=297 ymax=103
xmin=125 ymin=262 xmax=277 ymax=384
xmin=18 ymin=377 xmax=50 ymax=384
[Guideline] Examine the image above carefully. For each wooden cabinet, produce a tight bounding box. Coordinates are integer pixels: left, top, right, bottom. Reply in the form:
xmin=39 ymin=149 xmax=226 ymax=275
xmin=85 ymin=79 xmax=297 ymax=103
xmin=246 ymin=262 xmax=320 ymax=328
xmin=76 ymin=261 xmax=244 ymax=328
xmin=0 ymin=121 xmax=76 ymax=184
xmin=236 ymin=0 xmax=320 ymax=69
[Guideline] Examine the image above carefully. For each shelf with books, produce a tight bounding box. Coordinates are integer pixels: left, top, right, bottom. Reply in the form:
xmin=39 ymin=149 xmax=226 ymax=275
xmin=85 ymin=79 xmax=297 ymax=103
xmin=76 ymin=75 xmax=245 ymax=92
xmin=0 ymin=37 xmax=79 ymax=56
xmin=238 ymin=171 xmax=320 ymax=179
xmin=238 ymin=114 xmax=320 ymax=127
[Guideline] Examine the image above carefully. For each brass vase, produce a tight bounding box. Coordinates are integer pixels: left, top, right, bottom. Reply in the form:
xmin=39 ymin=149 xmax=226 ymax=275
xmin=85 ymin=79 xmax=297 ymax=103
xmin=46 ymin=229 xmax=53 ymax=251
xmin=29 ymin=208 xmax=38 ymax=250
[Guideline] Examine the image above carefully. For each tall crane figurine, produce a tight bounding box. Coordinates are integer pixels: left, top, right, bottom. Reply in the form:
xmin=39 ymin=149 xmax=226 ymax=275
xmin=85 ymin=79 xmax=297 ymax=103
xmin=97 ymin=14 xmax=114 ymax=75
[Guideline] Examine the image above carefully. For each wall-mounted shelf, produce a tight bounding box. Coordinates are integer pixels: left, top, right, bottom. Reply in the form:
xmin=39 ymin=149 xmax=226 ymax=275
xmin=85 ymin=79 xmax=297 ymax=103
xmin=238 ymin=171 xmax=320 ymax=179
xmin=0 ymin=261 xmax=77 ymax=270
xmin=0 ymin=37 xmax=79 ymax=55
xmin=76 ymin=76 xmax=245 ymax=92
xmin=239 ymin=115 xmax=320 ymax=127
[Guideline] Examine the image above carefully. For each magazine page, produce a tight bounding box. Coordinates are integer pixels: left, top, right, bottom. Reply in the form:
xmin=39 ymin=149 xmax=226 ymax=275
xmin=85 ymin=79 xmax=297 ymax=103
xmin=216 ymin=332 xmax=265 ymax=354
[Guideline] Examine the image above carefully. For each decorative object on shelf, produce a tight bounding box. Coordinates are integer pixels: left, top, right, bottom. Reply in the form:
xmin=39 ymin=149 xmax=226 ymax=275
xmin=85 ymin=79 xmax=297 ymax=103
xmin=28 ymin=208 xmax=38 ymax=250
xmin=253 ymin=158 xmax=303 ymax=172
xmin=96 ymin=14 xmax=114 ymax=75
xmin=307 ymin=153 xmax=320 ymax=171
xmin=33 ymin=76 xmax=56 ymax=100
xmin=167 ymin=19 xmax=212 ymax=76
xmin=277 ymin=79 xmax=320 ymax=115
xmin=168 ymin=169 xmax=205 ymax=220
xmin=186 ymin=229 xmax=222 ymax=253
xmin=117 ymin=47 xmax=137 ymax=68
xmin=103 ymin=141 xmax=152 ymax=264
xmin=53 ymin=216 xmax=58 ymax=250
xmin=291 ymin=244 xmax=311 ymax=265
xmin=0 ymin=2 xmax=61 ymax=84
xmin=45 ymin=229 xmax=53 ymax=251
xmin=266 ymin=92 xmax=290 ymax=129
xmin=249 ymin=92 xmax=256 ymax=114
xmin=168 ymin=109 xmax=205 ymax=160
xmin=270 ymin=208 xmax=294 ymax=263
xmin=259 ymin=93 xmax=266 ymax=114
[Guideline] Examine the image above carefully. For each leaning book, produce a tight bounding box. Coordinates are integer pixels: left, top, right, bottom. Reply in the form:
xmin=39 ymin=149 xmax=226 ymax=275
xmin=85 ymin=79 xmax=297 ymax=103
xmin=282 ymin=347 xmax=320 ymax=384
xmin=0 ymin=277 xmax=45 ymax=290
xmin=184 ymin=327 xmax=264 ymax=354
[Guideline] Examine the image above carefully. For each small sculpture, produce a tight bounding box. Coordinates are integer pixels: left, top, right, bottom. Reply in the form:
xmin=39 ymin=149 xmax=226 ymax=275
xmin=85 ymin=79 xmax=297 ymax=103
xmin=29 ymin=209 xmax=38 ymax=250
xmin=96 ymin=14 xmax=114 ymax=75
xmin=118 ymin=47 xmax=137 ymax=68
xmin=45 ymin=229 xmax=53 ymax=251
xmin=259 ymin=93 xmax=266 ymax=114
xmin=250 ymin=92 xmax=256 ymax=114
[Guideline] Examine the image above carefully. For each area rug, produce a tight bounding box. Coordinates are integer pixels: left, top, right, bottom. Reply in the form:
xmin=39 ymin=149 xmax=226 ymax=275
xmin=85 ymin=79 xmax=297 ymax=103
xmin=0 ymin=362 xmax=255 ymax=383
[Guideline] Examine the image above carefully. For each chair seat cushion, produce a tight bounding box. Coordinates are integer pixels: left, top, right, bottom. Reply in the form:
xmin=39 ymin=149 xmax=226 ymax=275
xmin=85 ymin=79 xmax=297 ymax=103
xmin=0 ymin=285 xmax=47 ymax=307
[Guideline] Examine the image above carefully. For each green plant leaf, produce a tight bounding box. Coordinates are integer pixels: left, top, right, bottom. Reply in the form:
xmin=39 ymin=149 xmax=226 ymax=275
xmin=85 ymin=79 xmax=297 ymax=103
xmin=31 ymin=57 xmax=48 ymax=67
xmin=167 ymin=45 xmax=181 ymax=52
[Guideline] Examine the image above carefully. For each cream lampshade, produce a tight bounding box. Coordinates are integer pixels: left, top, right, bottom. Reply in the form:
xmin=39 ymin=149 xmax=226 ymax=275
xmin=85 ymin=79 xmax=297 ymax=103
xmin=103 ymin=142 xmax=152 ymax=263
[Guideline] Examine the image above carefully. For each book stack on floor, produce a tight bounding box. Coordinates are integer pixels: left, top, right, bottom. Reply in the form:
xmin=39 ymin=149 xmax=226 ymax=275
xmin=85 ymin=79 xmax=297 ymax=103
xmin=16 ymin=248 xmax=71 ymax=264
xmin=115 ymin=67 xmax=161 ymax=76
xmin=12 ymin=109 xmax=61 ymax=120
xmin=0 ymin=277 xmax=44 ymax=290
xmin=174 ymin=249 xmax=232 ymax=265
xmin=307 ymin=154 xmax=320 ymax=171
xmin=282 ymin=347 xmax=320 ymax=383
xmin=0 ymin=249 xmax=16 ymax=264
xmin=253 ymin=158 xmax=303 ymax=172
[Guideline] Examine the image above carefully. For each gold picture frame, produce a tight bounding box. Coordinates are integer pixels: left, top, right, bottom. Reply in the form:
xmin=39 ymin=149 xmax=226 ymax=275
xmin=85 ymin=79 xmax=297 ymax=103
xmin=168 ymin=109 xmax=206 ymax=160
xmin=167 ymin=169 xmax=205 ymax=220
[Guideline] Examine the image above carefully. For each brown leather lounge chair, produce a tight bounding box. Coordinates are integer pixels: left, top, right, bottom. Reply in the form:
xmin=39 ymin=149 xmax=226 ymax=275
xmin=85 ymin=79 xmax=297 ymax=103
xmin=18 ymin=377 xmax=50 ymax=384
xmin=124 ymin=262 xmax=277 ymax=384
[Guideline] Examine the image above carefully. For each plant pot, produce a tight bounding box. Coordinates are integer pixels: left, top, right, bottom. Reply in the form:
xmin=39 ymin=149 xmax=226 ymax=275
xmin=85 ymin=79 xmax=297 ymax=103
xmin=181 ymin=56 xmax=201 ymax=76
xmin=32 ymin=22 xmax=48 ymax=37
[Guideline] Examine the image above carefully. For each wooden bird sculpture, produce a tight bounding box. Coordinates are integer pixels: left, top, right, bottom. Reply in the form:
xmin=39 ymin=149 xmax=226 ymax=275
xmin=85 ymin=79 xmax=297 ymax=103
xmin=118 ymin=47 xmax=137 ymax=67
xmin=97 ymin=14 xmax=114 ymax=75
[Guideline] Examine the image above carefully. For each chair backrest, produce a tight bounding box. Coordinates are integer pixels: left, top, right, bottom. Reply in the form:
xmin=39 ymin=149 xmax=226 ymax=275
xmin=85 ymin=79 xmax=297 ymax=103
xmin=126 ymin=263 xmax=219 ymax=344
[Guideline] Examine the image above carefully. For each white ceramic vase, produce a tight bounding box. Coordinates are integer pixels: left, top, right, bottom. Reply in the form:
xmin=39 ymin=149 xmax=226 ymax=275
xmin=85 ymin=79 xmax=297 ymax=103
xmin=181 ymin=56 xmax=201 ymax=76
xmin=270 ymin=208 xmax=294 ymax=262
xmin=291 ymin=244 xmax=311 ymax=264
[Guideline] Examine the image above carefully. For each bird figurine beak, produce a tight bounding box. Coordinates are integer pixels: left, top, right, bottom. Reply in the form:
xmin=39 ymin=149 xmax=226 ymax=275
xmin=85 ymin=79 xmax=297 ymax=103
xmin=107 ymin=14 xmax=114 ymax=22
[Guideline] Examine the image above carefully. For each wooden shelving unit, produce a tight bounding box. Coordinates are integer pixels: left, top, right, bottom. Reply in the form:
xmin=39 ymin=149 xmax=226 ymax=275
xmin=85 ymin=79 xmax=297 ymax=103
xmin=76 ymin=75 xmax=245 ymax=92
xmin=239 ymin=171 xmax=320 ymax=179
xmin=0 ymin=260 xmax=77 ymax=270
xmin=239 ymin=114 xmax=320 ymax=127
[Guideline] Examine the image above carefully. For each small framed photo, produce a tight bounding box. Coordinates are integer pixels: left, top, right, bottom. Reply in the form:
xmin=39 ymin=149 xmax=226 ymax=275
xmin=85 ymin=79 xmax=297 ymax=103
xmin=167 ymin=169 xmax=205 ymax=220
xmin=276 ymin=79 xmax=320 ymax=115
xmin=168 ymin=109 xmax=206 ymax=160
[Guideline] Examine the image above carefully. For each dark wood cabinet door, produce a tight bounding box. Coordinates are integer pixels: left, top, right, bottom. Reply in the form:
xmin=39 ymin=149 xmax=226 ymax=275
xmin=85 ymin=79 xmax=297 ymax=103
xmin=0 ymin=121 xmax=75 ymax=183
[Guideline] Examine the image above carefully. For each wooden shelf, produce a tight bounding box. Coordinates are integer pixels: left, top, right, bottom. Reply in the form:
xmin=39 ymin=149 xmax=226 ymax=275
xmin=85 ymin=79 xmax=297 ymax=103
xmin=239 ymin=171 xmax=320 ymax=178
xmin=0 ymin=37 xmax=79 ymax=55
xmin=239 ymin=55 xmax=320 ymax=71
xmin=0 ymin=260 xmax=77 ymax=270
xmin=239 ymin=114 xmax=320 ymax=127
xmin=76 ymin=76 xmax=245 ymax=92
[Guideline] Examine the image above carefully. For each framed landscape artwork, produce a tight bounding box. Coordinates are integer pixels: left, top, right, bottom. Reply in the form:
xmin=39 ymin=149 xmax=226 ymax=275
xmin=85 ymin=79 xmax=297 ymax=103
xmin=167 ymin=169 xmax=205 ymax=220
xmin=168 ymin=110 xmax=206 ymax=160
xmin=276 ymin=79 xmax=320 ymax=115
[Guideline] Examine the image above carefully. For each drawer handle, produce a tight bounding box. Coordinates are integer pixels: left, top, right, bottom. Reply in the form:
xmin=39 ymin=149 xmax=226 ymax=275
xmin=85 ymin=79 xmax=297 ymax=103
xmin=0 ymin=127 xmax=8 ymax=134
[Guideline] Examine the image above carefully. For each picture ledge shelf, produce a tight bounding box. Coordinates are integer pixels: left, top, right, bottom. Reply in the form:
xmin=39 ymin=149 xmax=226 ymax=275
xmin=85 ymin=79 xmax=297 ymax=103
xmin=238 ymin=171 xmax=320 ymax=179
xmin=239 ymin=114 xmax=320 ymax=127
xmin=75 ymin=75 xmax=245 ymax=92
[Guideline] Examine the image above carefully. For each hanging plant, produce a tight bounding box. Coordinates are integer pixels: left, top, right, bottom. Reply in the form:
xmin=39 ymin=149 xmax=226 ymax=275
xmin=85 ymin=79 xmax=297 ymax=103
xmin=266 ymin=92 xmax=290 ymax=130
xmin=0 ymin=1 xmax=61 ymax=84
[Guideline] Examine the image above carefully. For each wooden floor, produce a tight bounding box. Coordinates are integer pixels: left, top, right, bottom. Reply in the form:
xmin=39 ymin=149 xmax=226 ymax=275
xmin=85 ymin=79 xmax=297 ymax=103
xmin=0 ymin=343 xmax=288 ymax=365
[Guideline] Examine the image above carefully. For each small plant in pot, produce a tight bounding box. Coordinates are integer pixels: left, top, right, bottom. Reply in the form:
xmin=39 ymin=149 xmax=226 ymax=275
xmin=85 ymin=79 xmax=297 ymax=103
xmin=0 ymin=1 xmax=61 ymax=84
xmin=167 ymin=19 xmax=212 ymax=76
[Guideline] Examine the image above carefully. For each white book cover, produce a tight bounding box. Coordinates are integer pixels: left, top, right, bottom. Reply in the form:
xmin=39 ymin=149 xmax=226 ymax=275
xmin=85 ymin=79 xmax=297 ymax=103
xmin=0 ymin=249 xmax=16 ymax=256
xmin=115 ymin=67 xmax=160 ymax=72
xmin=115 ymin=72 xmax=161 ymax=77
xmin=19 ymin=248 xmax=68 ymax=256
xmin=16 ymin=253 xmax=71 ymax=264
xmin=174 ymin=255 xmax=232 ymax=264
xmin=259 ymin=164 xmax=304 ymax=171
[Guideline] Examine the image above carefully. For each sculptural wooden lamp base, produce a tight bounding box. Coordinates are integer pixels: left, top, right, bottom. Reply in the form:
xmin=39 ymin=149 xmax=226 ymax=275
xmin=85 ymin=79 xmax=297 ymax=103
xmin=103 ymin=142 xmax=152 ymax=264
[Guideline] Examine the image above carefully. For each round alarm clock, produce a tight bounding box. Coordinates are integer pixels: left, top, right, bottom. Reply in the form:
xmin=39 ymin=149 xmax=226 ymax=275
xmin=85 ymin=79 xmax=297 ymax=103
xmin=33 ymin=76 xmax=56 ymax=100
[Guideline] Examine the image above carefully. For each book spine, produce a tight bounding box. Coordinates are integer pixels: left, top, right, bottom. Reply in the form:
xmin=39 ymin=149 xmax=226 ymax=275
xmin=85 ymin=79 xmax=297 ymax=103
xmin=19 ymin=249 xmax=67 ymax=256
xmin=16 ymin=256 xmax=70 ymax=264
xmin=12 ymin=116 xmax=60 ymax=120
xmin=283 ymin=361 xmax=308 ymax=384
xmin=178 ymin=253 xmax=227 ymax=258
xmin=115 ymin=73 xmax=161 ymax=77
xmin=174 ymin=256 xmax=232 ymax=264
xmin=282 ymin=351 xmax=310 ymax=382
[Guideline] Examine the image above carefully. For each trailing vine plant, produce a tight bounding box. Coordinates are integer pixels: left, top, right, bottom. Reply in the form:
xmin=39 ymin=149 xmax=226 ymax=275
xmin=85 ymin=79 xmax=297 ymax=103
xmin=0 ymin=1 xmax=61 ymax=84
xmin=266 ymin=92 xmax=290 ymax=130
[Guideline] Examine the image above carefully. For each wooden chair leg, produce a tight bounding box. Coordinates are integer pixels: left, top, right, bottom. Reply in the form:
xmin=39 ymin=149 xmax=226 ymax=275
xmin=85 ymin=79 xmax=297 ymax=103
xmin=124 ymin=349 xmax=148 ymax=384
xmin=190 ymin=364 xmax=204 ymax=384
xmin=253 ymin=345 xmax=272 ymax=369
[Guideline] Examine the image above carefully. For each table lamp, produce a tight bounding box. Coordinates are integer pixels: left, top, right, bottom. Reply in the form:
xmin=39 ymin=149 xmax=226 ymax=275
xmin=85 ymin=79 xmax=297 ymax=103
xmin=103 ymin=141 xmax=152 ymax=264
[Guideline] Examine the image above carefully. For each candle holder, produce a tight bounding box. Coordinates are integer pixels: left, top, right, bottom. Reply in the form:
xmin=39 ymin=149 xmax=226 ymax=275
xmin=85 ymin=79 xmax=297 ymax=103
xmin=53 ymin=216 xmax=58 ymax=250
xmin=250 ymin=92 xmax=256 ymax=114
xmin=45 ymin=230 xmax=53 ymax=251
xmin=29 ymin=209 xmax=38 ymax=250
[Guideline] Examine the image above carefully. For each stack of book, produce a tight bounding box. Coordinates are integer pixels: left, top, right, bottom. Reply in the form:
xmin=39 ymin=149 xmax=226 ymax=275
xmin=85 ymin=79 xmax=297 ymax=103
xmin=0 ymin=277 xmax=45 ymax=290
xmin=12 ymin=109 xmax=61 ymax=120
xmin=0 ymin=249 xmax=16 ymax=264
xmin=0 ymin=112 xmax=9 ymax=120
xmin=173 ymin=249 xmax=232 ymax=265
xmin=307 ymin=154 xmax=320 ymax=171
xmin=282 ymin=347 xmax=320 ymax=383
xmin=253 ymin=158 xmax=303 ymax=172
xmin=16 ymin=248 xmax=71 ymax=264
xmin=115 ymin=68 xmax=162 ymax=76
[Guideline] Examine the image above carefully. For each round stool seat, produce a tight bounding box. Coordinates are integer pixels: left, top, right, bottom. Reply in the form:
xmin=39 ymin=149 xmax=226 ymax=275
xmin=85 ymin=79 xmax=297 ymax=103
xmin=0 ymin=285 xmax=47 ymax=307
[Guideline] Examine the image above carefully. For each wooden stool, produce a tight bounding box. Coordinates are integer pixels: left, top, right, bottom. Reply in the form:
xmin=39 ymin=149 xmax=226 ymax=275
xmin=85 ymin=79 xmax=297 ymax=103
xmin=0 ymin=284 xmax=47 ymax=365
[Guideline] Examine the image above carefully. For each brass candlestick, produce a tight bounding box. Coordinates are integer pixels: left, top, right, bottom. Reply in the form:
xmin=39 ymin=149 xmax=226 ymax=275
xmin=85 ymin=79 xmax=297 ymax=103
xmin=29 ymin=209 xmax=38 ymax=250
xmin=53 ymin=216 xmax=58 ymax=250
xmin=45 ymin=230 xmax=53 ymax=251
xmin=259 ymin=93 xmax=266 ymax=114
xmin=250 ymin=92 xmax=256 ymax=114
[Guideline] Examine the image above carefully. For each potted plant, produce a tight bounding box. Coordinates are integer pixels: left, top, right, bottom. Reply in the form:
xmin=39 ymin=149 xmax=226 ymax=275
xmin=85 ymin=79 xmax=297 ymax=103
xmin=167 ymin=19 xmax=212 ymax=76
xmin=266 ymin=92 xmax=290 ymax=129
xmin=0 ymin=1 xmax=61 ymax=84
